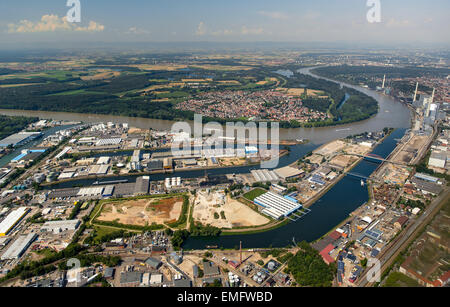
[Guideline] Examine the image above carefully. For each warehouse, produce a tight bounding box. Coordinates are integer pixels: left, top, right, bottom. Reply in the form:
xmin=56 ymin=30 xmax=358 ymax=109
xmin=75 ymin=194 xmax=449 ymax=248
xmin=413 ymin=173 xmax=440 ymax=183
xmin=95 ymin=138 xmax=122 ymax=146
xmin=0 ymin=207 xmax=30 ymax=236
xmin=147 ymin=160 xmax=163 ymax=171
xmin=58 ymin=172 xmax=75 ymax=180
xmin=1 ymin=233 xmax=37 ymax=260
xmin=251 ymin=169 xmax=279 ymax=182
xmin=88 ymin=165 xmax=109 ymax=175
xmin=40 ymin=220 xmax=80 ymax=233
xmin=274 ymin=166 xmax=303 ymax=180
xmin=411 ymin=177 xmax=443 ymax=195
xmin=77 ymin=187 xmax=104 ymax=197
xmin=55 ymin=147 xmax=72 ymax=160
xmin=0 ymin=132 xmax=42 ymax=148
xmin=253 ymin=192 xmax=303 ymax=220
xmin=145 ymin=257 xmax=162 ymax=269
xmin=11 ymin=149 xmax=46 ymax=163
xmin=97 ymin=156 xmax=111 ymax=165
xmin=134 ymin=176 xmax=150 ymax=195
xmin=102 ymin=185 xmax=115 ymax=197
xmin=428 ymin=152 xmax=446 ymax=169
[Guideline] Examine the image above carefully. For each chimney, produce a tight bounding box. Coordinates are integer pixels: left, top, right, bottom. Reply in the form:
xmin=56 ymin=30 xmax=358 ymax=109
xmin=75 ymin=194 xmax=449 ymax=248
xmin=413 ymin=82 xmax=419 ymax=102
xmin=240 ymin=241 xmax=242 ymax=264
xmin=382 ymin=75 xmax=386 ymax=89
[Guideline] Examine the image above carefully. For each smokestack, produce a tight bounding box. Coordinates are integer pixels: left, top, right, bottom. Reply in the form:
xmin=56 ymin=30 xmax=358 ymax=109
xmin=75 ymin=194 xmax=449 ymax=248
xmin=240 ymin=241 xmax=242 ymax=263
xmin=382 ymin=75 xmax=386 ymax=89
xmin=431 ymin=88 xmax=435 ymax=103
xmin=413 ymin=82 xmax=419 ymax=102
xmin=426 ymin=101 xmax=431 ymax=118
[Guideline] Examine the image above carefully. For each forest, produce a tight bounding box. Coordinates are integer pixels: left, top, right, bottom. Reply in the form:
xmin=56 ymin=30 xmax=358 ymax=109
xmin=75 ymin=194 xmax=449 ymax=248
xmin=285 ymin=241 xmax=336 ymax=287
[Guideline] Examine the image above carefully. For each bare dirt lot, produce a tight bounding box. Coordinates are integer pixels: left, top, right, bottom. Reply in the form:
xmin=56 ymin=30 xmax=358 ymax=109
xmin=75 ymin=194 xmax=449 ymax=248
xmin=193 ymin=191 xmax=269 ymax=229
xmin=314 ymin=140 xmax=347 ymax=156
xmin=329 ymin=155 xmax=358 ymax=169
xmin=392 ymin=135 xmax=429 ymax=164
xmin=219 ymin=157 xmax=247 ymax=167
xmin=97 ymin=197 xmax=183 ymax=226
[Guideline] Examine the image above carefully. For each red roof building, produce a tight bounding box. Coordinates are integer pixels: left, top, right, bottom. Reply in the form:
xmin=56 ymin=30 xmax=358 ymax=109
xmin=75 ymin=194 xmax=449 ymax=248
xmin=319 ymin=244 xmax=335 ymax=265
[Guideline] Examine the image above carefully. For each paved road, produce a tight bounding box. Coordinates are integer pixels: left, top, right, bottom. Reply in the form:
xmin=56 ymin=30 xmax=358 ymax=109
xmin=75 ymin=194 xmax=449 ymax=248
xmin=358 ymin=186 xmax=449 ymax=287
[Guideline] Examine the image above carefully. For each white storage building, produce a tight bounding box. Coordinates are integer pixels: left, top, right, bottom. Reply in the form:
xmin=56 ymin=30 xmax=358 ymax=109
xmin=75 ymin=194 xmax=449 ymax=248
xmin=40 ymin=220 xmax=80 ymax=233
xmin=1 ymin=233 xmax=37 ymax=260
xmin=254 ymin=192 xmax=302 ymax=220
xmin=0 ymin=207 xmax=30 ymax=236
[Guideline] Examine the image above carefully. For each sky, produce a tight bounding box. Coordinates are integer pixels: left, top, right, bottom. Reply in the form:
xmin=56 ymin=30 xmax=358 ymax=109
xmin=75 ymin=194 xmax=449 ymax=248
xmin=0 ymin=0 xmax=449 ymax=47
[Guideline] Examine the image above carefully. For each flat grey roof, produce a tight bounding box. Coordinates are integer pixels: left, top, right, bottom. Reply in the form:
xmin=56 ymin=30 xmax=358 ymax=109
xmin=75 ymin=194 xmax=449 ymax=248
xmin=203 ymin=261 xmax=220 ymax=276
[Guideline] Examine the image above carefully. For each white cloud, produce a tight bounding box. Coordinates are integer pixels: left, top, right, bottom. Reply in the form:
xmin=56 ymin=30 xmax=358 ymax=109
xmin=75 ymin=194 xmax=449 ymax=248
xmin=211 ymin=29 xmax=233 ymax=36
xmin=385 ymin=18 xmax=412 ymax=28
xmin=7 ymin=14 xmax=104 ymax=33
xmin=258 ymin=11 xmax=289 ymax=20
xmin=126 ymin=26 xmax=151 ymax=35
xmin=241 ymin=26 xmax=264 ymax=35
xmin=195 ymin=21 xmax=207 ymax=36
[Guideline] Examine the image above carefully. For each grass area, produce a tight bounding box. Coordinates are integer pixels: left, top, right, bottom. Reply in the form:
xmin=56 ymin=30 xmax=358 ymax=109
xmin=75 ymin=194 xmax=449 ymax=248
xmin=243 ymin=188 xmax=267 ymax=201
xmin=34 ymin=248 xmax=58 ymax=258
xmin=156 ymin=91 xmax=190 ymax=99
xmin=48 ymin=89 xmax=106 ymax=96
xmin=383 ymin=272 xmax=421 ymax=287
xmin=90 ymin=225 xmax=139 ymax=244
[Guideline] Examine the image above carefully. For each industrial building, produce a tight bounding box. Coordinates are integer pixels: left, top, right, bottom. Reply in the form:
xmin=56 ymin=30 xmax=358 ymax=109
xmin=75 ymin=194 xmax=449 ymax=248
xmin=0 ymin=207 xmax=30 ymax=236
xmin=97 ymin=156 xmax=111 ymax=165
xmin=414 ymin=173 xmax=440 ymax=183
xmin=253 ymin=192 xmax=303 ymax=220
xmin=95 ymin=138 xmax=122 ymax=146
xmin=88 ymin=165 xmax=109 ymax=175
xmin=11 ymin=149 xmax=46 ymax=163
xmin=251 ymin=169 xmax=279 ymax=182
xmin=163 ymin=158 xmax=173 ymax=169
xmin=147 ymin=160 xmax=163 ymax=171
xmin=144 ymin=257 xmax=162 ymax=269
xmin=77 ymin=187 xmax=105 ymax=197
xmin=102 ymin=185 xmax=115 ymax=197
xmin=308 ymin=174 xmax=326 ymax=186
xmin=134 ymin=176 xmax=150 ymax=195
xmin=40 ymin=220 xmax=80 ymax=233
xmin=1 ymin=233 xmax=37 ymax=260
xmin=428 ymin=152 xmax=446 ymax=169
xmin=55 ymin=147 xmax=72 ymax=160
xmin=0 ymin=132 xmax=43 ymax=148
xmin=120 ymin=271 xmax=143 ymax=287
xmin=274 ymin=166 xmax=303 ymax=180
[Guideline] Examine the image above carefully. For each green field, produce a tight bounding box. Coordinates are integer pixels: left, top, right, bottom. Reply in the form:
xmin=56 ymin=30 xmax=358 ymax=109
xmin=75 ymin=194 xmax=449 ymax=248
xmin=48 ymin=89 xmax=107 ymax=96
xmin=243 ymin=188 xmax=267 ymax=201
xmin=383 ymin=272 xmax=421 ymax=287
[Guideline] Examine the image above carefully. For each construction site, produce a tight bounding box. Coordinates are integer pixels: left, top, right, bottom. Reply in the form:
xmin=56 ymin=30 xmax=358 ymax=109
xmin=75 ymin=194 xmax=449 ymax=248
xmin=96 ymin=196 xmax=184 ymax=226
xmin=192 ymin=190 xmax=270 ymax=229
